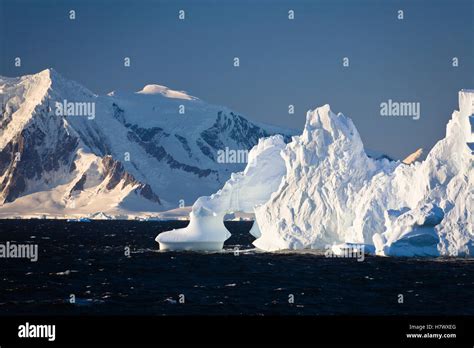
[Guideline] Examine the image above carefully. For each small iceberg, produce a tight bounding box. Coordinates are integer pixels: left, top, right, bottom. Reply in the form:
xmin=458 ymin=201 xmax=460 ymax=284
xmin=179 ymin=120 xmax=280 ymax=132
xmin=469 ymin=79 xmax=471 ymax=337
xmin=67 ymin=217 xmax=91 ymax=222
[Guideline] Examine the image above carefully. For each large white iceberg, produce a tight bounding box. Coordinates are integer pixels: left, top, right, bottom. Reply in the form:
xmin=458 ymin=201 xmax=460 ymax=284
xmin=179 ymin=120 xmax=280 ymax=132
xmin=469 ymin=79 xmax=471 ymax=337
xmin=156 ymin=90 xmax=474 ymax=256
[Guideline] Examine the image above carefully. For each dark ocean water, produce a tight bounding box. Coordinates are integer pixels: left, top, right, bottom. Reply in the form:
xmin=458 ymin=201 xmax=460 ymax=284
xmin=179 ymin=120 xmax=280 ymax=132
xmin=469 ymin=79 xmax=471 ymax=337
xmin=0 ymin=220 xmax=473 ymax=315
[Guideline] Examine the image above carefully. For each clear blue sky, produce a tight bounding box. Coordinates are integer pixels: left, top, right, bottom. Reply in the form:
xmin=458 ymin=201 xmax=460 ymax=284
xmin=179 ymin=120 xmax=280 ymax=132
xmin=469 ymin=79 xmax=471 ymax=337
xmin=1 ymin=0 xmax=473 ymax=159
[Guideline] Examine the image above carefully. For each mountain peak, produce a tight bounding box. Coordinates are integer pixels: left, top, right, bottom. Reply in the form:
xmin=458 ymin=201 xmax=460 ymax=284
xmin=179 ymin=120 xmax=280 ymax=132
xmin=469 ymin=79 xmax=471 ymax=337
xmin=136 ymin=84 xmax=197 ymax=100
xmin=402 ymin=148 xmax=423 ymax=164
xmin=35 ymin=67 xmax=61 ymax=81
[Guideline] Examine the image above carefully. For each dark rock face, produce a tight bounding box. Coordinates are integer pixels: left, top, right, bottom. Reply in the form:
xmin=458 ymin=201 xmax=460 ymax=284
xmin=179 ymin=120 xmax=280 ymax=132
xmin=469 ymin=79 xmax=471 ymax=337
xmin=196 ymin=139 xmax=214 ymax=161
xmin=200 ymin=112 xmax=227 ymax=150
xmin=200 ymin=111 xmax=292 ymax=153
xmin=0 ymin=111 xmax=79 ymax=204
xmin=111 ymin=103 xmax=126 ymax=124
xmin=129 ymin=125 xmax=169 ymax=142
xmin=0 ymin=135 xmax=27 ymax=203
xmin=102 ymin=155 xmax=135 ymax=190
xmin=126 ymin=126 xmax=217 ymax=178
xmin=137 ymin=183 xmax=161 ymax=204
xmin=75 ymin=123 xmax=111 ymax=157
xmin=70 ymin=173 xmax=87 ymax=193
xmin=101 ymin=155 xmax=161 ymax=205
xmin=174 ymin=134 xmax=192 ymax=158
xmin=0 ymin=98 xmax=14 ymax=132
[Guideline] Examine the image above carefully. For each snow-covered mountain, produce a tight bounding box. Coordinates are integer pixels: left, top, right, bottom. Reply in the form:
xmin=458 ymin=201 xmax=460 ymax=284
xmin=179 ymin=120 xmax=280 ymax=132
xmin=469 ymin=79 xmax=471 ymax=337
xmin=0 ymin=69 xmax=292 ymax=218
xmin=157 ymin=90 xmax=473 ymax=257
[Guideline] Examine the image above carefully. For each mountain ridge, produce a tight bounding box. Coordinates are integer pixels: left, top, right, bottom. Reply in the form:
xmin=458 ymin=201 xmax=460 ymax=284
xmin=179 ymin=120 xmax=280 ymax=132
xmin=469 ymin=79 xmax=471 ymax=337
xmin=0 ymin=69 xmax=294 ymax=218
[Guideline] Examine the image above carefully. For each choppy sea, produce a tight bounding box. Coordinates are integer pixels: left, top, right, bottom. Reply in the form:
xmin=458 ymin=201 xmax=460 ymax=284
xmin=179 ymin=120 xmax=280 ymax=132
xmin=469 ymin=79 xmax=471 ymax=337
xmin=0 ymin=220 xmax=473 ymax=315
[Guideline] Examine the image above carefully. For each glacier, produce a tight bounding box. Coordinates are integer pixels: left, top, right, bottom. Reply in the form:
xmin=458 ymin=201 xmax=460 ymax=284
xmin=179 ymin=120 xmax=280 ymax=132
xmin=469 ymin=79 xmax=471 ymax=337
xmin=157 ymin=90 xmax=474 ymax=257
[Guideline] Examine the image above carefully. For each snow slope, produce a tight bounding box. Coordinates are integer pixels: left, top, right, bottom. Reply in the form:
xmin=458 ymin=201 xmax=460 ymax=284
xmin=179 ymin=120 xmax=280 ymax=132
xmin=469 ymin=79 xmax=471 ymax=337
xmin=0 ymin=69 xmax=293 ymax=218
xmin=157 ymin=90 xmax=473 ymax=257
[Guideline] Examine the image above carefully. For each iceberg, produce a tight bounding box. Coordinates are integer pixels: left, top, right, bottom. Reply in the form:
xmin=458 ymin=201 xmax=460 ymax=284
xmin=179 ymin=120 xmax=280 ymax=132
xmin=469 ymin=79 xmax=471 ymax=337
xmin=156 ymin=90 xmax=474 ymax=257
xmin=66 ymin=217 xmax=91 ymax=222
